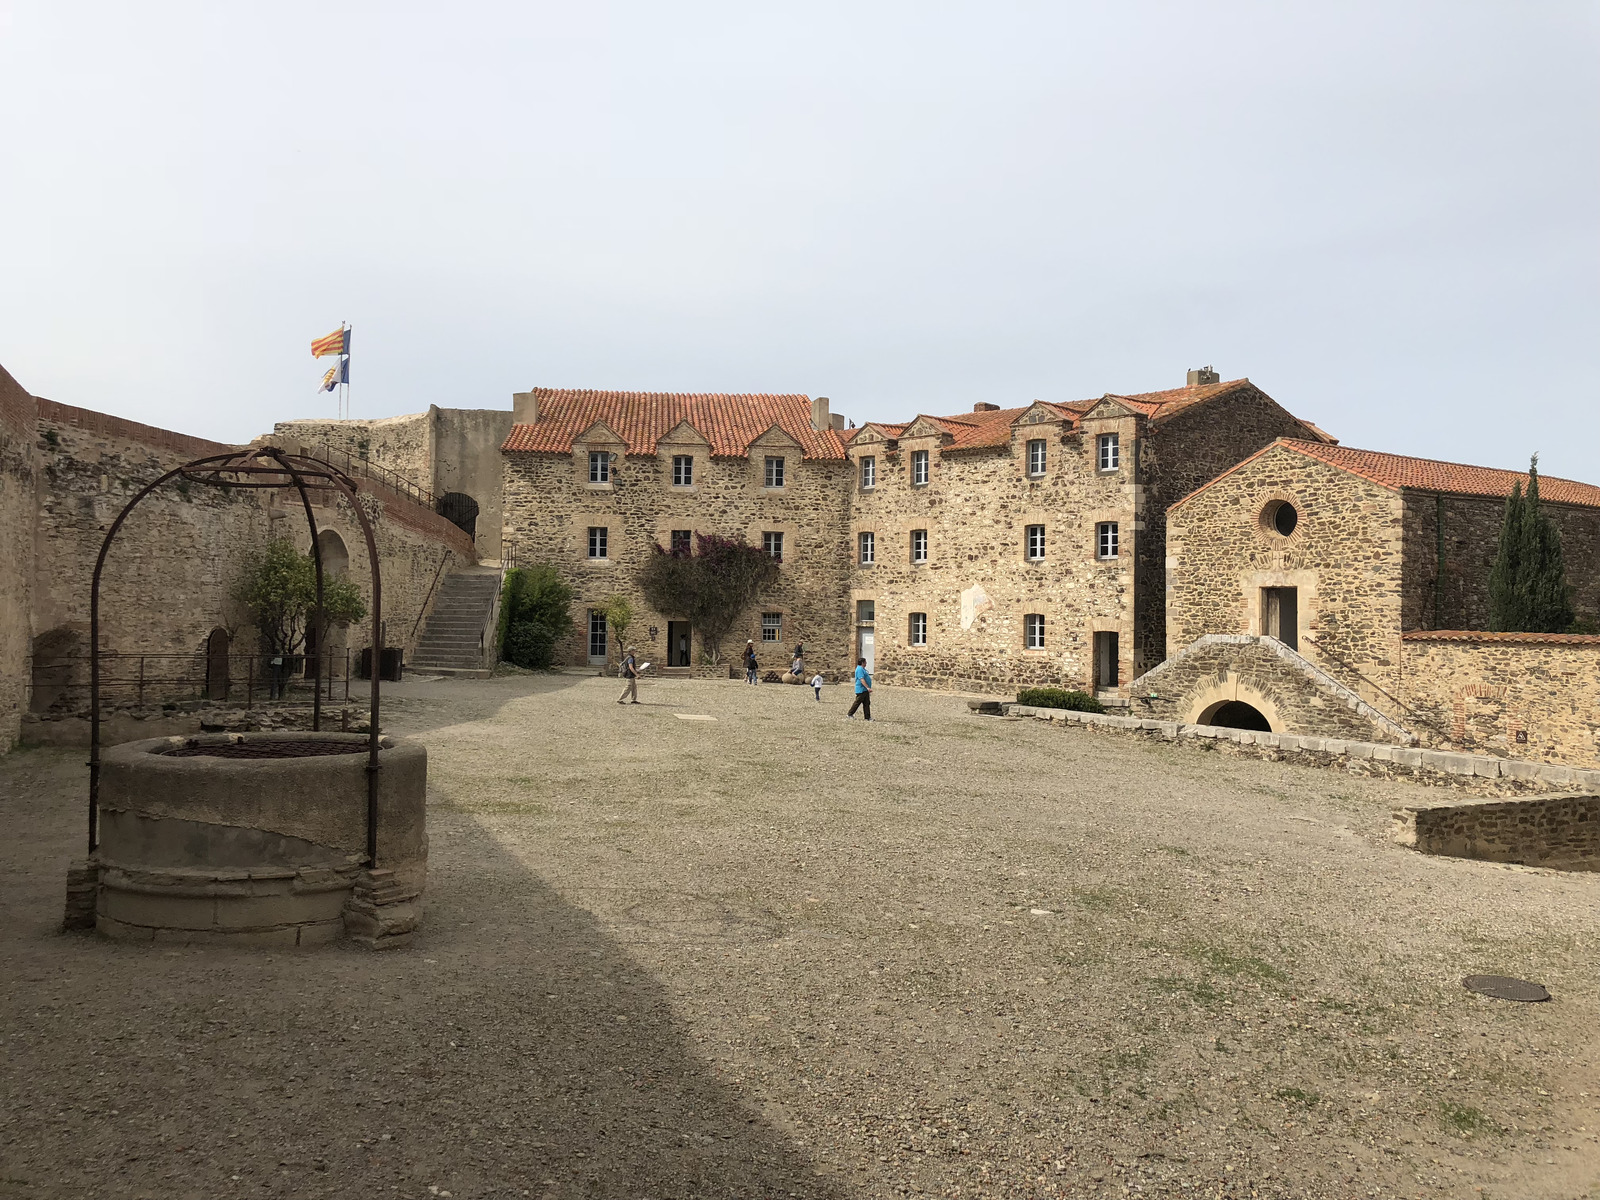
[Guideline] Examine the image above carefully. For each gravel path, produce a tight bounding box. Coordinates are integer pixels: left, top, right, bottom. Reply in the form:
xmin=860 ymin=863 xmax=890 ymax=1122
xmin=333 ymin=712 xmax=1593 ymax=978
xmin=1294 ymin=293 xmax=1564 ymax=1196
xmin=3 ymin=673 xmax=1598 ymax=1199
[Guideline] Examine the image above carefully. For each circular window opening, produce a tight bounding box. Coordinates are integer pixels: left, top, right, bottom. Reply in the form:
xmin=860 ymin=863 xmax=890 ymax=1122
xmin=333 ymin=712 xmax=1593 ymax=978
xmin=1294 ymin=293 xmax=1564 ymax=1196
xmin=1262 ymin=500 xmax=1298 ymax=538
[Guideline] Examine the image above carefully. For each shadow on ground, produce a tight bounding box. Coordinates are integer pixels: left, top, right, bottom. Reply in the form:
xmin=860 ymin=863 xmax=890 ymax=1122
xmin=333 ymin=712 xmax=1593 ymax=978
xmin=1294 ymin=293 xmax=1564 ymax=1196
xmin=0 ymin=744 xmax=846 ymax=1200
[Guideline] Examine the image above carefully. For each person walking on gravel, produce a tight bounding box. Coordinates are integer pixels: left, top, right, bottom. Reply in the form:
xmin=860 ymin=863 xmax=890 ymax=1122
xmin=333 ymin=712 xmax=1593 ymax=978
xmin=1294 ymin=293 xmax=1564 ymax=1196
xmin=617 ymin=646 xmax=641 ymax=704
xmin=744 ymin=641 xmax=759 ymax=685
xmin=846 ymin=657 xmax=872 ymax=720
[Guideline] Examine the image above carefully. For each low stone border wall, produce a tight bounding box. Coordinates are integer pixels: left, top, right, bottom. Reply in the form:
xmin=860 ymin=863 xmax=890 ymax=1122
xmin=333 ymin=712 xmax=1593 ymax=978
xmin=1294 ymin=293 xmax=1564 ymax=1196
xmin=1003 ymin=704 xmax=1600 ymax=796
xmin=1390 ymin=793 xmax=1600 ymax=872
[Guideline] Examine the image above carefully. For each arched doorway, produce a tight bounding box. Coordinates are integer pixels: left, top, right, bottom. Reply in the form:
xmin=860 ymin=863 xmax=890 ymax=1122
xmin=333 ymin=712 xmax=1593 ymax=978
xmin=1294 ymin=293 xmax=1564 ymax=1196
xmin=30 ymin=627 xmax=85 ymax=713
xmin=205 ymin=628 xmax=231 ymax=700
xmin=306 ymin=530 xmax=351 ymax=676
xmin=437 ymin=492 xmax=479 ymax=539
xmin=1199 ymin=700 xmax=1273 ymax=732
xmin=317 ymin=529 xmax=350 ymax=577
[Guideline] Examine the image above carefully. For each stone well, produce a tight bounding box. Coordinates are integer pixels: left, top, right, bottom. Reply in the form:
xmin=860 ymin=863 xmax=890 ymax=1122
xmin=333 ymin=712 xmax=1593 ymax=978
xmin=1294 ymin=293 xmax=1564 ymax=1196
xmin=88 ymin=732 xmax=427 ymax=948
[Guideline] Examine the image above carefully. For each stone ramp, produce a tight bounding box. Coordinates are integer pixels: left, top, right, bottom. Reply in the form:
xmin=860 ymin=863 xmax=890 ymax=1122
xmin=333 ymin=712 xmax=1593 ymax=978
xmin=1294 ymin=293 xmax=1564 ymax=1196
xmin=408 ymin=569 xmax=501 ymax=677
xmin=1129 ymin=634 xmax=1415 ymax=744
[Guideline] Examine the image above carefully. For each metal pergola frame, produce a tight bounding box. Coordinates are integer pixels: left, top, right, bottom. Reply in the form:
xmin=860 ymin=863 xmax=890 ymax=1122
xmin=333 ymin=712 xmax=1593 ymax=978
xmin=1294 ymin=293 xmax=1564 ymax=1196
xmin=87 ymin=446 xmax=385 ymax=863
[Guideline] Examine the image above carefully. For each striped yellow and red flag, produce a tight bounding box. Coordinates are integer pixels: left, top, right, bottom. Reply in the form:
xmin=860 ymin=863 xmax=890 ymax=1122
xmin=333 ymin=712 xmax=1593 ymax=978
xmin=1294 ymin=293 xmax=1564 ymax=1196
xmin=310 ymin=327 xmax=348 ymax=358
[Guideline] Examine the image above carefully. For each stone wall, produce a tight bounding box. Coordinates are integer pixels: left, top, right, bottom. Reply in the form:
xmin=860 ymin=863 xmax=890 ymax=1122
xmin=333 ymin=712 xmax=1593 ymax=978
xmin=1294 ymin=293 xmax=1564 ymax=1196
xmin=1136 ymin=386 xmax=1324 ymax=675
xmin=432 ymin=409 xmax=512 ymax=561
xmin=1397 ymin=632 xmax=1600 ymax=767
xmin=272 ymin=411 xmax=434 ymax=490
xmin=848 ymin=411 xmax=1137 ymax=696
xmin=1400 ymin=492 xmax=1600 ymax=632
xmin=1165 ymin=443 xmax=1408 ymax=710
xmin=26 ymin=399 xmax=471 ymax=718
xmin=1391 ymin=792 xmax=1600 ymax=871
xmin=501 ymin=445 xmax=854 ymax=677
xmin=0 ymin=365 xmax=36 ymax=749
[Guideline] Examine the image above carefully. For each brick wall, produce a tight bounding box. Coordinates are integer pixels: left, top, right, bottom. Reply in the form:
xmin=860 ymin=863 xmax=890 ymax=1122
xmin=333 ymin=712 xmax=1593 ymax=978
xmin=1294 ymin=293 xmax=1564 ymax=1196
xmin=0 ymin=366 xmax=35 ymax=749
xmin=501 ymin=444 xmax=854 ymax=677
xmin=1397 ymin=633 xmax=1600 ymax=766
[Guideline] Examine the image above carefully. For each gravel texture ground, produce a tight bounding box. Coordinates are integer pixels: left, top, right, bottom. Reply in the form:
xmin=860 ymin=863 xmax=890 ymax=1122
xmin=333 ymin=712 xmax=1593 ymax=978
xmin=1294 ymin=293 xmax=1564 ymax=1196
xmin=3 ymin=673 xmax=1599 ymax=1200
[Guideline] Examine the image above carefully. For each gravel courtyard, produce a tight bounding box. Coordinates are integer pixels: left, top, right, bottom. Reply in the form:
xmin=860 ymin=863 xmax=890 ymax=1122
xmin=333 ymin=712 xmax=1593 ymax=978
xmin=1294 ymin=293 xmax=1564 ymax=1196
xmin=3 ymin=674 xmax=1599 ymax=1200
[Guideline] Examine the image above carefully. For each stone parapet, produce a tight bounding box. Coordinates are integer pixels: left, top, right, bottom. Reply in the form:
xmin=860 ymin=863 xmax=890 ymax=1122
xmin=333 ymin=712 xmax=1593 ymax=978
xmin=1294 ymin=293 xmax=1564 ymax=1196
xmin=1391 ymin=793 xmax=1600 ymax=871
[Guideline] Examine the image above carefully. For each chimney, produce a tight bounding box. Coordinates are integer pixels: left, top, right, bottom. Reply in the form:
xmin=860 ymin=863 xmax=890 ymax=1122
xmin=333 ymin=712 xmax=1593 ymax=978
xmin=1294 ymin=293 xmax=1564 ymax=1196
xmin=829 ymin=413 xmax=845 ymax=432
xmin=512 ymin=390 xmax=539 ymax=424
xmin=1186 ymin=366 xmax=1219 ymax=386
xmin=973 ymin=402 xmax=999 ymax=412
xmin=811 ymin=396 xmax=831 ymax=432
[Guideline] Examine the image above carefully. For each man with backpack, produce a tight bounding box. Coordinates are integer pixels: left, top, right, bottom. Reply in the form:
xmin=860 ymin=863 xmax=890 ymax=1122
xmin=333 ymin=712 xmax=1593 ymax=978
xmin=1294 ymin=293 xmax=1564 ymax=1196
xmin=617 ymin=646 xmax=641 ymax=704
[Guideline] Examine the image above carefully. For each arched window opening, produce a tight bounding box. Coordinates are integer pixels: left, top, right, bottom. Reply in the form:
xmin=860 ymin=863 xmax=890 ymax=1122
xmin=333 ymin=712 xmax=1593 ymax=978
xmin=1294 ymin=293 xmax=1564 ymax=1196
xmin=317 ymin=529 xmax=350 ymax=577
xmin=1200 ymin=700 xmax=1273 ymax=732
xmin=437 ymin=492 xmax=479 ymax=539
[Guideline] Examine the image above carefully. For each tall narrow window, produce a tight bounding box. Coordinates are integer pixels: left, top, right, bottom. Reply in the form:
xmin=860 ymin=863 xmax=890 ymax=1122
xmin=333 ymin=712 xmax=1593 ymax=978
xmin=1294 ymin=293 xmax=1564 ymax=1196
xmin=860 ymin=456 xmax=876 ymax=490
xmin=588 ymin=451 xmax=612 ymax=484
xmin=669 ymin=529 xmax=692 ymax=556
xmin=1027 ymin=439 xmax=1047 ymax=477
xmin=1024 ymin=613 xmax=1045 ymax=650
xmin=1097 ymin=434 xmax=1120 ymax=472
xmin=587 ymin=526 xmax=608 ymax=559
xmin=859 ymin=531 xmax=876 ymax=565
xmin=911 ymin=528 xmax=928 ymax=563
xmin=761 ymin=612 xmax=782 ymax=642
xmin=672 ymin=455 xmax=693 ymax=486
xmin=911 ymin=449 xmax=930 ymax=486
xmin=1025 ymin=524 xmax=1046 ymax=561
xmin=588 ymin=610 xmax=608 ymax=660
xmin=763 ymin=531 xmax=784 ymax=561
xmin=764 ymin=456 xmax=786 ymax=488
xmin=909 ymin=612 xmax=927 ymax=647
xmin=1097 ymin=522 xmax=1119 ymax=560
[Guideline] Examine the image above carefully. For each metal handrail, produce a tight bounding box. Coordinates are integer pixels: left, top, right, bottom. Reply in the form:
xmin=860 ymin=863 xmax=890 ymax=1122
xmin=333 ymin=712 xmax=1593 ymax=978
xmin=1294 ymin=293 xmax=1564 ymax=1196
xmin=312 ymin=441 xmax=437 ymax=509
xmin=409 ymin=549 xmax=456 ymax=649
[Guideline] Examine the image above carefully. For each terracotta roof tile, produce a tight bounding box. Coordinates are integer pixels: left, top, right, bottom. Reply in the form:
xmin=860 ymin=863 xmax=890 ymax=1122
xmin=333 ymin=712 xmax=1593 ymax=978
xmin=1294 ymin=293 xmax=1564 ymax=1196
xmin=502 ymin=389 xmax=845 ymax=459
xmin=1402 ymin=630 xmax=1600 ymax=646
xmin=1284 ymin=440 xmax=1600 ymax=508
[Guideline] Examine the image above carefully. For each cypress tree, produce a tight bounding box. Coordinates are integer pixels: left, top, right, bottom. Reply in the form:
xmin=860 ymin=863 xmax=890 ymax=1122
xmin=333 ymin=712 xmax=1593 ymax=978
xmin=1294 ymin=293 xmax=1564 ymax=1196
xmin=1488 ymin=455 xmax=1573 ymax=633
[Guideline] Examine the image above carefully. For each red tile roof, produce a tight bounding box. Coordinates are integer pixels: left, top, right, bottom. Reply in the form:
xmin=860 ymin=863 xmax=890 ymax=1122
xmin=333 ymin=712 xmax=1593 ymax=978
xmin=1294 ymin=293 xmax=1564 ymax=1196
xmin=1173 ymin=438 xmax=1600 ymax=511
xmin=502 ymin=389 xmax=846 ymax=459
xmin=1402 ymin=630 xmax=1600 ymax=646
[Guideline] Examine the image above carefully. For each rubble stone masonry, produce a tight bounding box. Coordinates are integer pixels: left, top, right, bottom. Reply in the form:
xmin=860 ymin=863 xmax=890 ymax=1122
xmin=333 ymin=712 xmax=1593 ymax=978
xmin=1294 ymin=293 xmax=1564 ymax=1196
xmin=0 ymin=367 xmax=35 ymax=748
xmin=501 ymin=443 xmax=854 ymax=677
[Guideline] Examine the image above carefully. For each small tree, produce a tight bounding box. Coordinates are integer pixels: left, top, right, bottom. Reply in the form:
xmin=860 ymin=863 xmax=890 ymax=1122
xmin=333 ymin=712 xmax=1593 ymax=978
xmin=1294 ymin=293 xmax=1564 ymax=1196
xmin=598 ymin=593 xmax=635 ymax=672
xmin=637 ymin=532 xmax=778 ymax=665
xmin=1489 ymin=455 xmax=1574 ymax=634
xmin=498 ymin=564 xmax=575 ymax=670
xmin=234 ymin=537 xmax=366 ymax=659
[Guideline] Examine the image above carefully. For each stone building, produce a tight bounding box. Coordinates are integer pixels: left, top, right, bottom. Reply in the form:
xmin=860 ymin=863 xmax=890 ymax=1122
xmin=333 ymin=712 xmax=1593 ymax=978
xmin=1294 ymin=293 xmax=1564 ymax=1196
xmin=500 ymin=388 xmax=855 ymax=676
xmin=844 ymin=375 xmax=1327 ymax=695
xmin=1145 ymin=438 xmax=1600 ymax=765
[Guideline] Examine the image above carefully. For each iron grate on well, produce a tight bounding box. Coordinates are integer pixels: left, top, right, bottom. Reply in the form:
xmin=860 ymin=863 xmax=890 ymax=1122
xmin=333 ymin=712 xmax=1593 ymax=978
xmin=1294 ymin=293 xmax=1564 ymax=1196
xmin=157 ymin=740 xmax=369 ymax=760
xmin=1462 ymin=974 xmax=1551 ymax=1003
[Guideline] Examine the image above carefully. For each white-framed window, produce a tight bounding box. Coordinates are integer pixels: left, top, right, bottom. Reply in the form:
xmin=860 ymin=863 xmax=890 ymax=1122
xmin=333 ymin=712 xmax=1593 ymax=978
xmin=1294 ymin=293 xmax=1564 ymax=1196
xmin=672 ymin=455 xmax=693 ymax=486
xmin=588 ymin=610 xmax=608 ymax=659
xmin=761 ymin=612 xmax=782 ymax=642
xmin=670 ymin=529 xmax=692 ymax=555
xmin=1027 ymin=438 xmax=1047 ymax=477
xmin=1025 ymin=524 xmax=1046 ymax=561
xmin=1024 ymin=613 xmax=1045 ymax=650
xmin=763 ymin=531 xmax=784 ymax=562
xmin=1098 ymin=433 xmax=1120 ymax=472
xmin=587 ymin=526 xmax=608 ymax=559
xmin=909 ymin=612 xmax=927 ymax=646
xmin=764 ymin=456 xmax=786 ymax=488
xmin=911 ymin=528 xmax=928 ymax=563
xmin=1097 ymin=521 xmax=1119 ymax=560
xmin=860 ymin=455 xmax=876 ymax=490
xmin=911 ymin=449 xmax=930 ymax=486
xmin=588 ymin=450 xmax=612 ymax=484
xmin=859 ymin=531 xmax=875 ymax=565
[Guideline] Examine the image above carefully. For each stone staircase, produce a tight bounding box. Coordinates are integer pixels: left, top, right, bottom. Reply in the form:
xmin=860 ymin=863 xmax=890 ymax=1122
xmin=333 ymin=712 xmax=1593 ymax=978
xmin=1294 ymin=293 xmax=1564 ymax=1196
xmin=407 ymin=569 xmax=501 ymax=678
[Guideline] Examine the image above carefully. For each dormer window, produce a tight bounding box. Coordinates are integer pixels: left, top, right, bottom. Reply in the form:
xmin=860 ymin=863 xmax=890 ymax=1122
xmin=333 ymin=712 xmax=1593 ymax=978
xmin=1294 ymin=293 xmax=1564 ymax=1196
xmin=588 ymin=451 xmax=612 ymax=484
xmin=1027 ymin=439 xmax=1047 ymax=477
xmin=911 ymin=449 xmax=930 ymax=486
xmin=1097 ymin=434 xmax=1120 ymax=472
xmin=860 ymin=456 xmax=876 ymax=490
xmin=764 ymin=456 xmax=786 ymax=488
xmin=672 ymin=455 xmax=694 ymax=486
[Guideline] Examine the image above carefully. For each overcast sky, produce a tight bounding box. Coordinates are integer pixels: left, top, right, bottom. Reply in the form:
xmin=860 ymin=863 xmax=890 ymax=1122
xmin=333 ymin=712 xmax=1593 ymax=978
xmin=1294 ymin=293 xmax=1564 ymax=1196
xmin=2 ymin=2 xmax=1595 ymax=478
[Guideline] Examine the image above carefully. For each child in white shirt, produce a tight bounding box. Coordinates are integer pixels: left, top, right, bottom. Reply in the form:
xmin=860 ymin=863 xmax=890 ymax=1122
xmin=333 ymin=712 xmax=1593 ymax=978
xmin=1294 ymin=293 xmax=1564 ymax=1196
xmin=809 ymin=673 xmax=824 ymax=701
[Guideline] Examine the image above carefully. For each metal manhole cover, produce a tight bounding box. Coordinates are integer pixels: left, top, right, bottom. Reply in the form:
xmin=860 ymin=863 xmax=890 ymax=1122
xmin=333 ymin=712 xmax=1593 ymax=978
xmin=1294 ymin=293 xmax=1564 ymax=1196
xmin=1462 ymin=974 xmax=1551 ymax=1002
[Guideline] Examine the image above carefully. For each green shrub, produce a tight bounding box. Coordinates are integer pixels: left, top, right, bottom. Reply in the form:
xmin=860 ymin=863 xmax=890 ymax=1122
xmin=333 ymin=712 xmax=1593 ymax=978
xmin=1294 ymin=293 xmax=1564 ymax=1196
xmin=1015 ymin=687 xmax=1104 ymax=713
xmin=503 ymin=620 xmax=560 ymax=670
xmin=497 ymin=564 xmax=574 ymax=668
